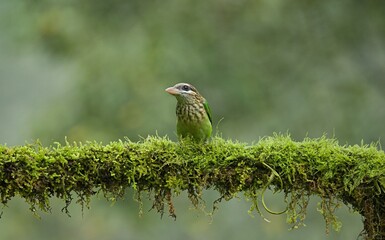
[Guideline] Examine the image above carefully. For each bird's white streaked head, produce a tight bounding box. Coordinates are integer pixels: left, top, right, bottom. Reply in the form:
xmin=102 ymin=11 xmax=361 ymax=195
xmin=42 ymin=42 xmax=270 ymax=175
xmin=165 ymin=83 xmax=201 ymax=103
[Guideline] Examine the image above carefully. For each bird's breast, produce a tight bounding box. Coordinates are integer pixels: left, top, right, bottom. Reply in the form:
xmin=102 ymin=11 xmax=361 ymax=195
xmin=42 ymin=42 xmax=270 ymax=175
xmin=176 ymin=103 xmax=206 ymax=123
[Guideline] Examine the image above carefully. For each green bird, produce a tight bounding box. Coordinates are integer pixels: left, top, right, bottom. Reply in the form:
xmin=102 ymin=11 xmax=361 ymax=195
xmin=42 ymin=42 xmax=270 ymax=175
xmin=166 ymin=83 xmax=212 ymax=141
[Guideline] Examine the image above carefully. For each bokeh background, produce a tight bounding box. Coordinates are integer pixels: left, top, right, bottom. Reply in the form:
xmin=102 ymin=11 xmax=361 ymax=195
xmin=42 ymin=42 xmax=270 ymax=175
xmin=1 ymin=0 xmax=385 ymax=239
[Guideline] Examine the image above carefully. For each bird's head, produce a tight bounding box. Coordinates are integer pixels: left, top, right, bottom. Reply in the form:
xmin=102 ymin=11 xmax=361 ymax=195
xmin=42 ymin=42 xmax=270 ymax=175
xmin=165 ymin=83 xmax=202 ymax=104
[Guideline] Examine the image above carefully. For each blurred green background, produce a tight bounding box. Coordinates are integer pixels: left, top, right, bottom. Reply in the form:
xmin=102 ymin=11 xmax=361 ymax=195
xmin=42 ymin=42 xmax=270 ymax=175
xmin=1 ymin=0 xmax=384 ymax=239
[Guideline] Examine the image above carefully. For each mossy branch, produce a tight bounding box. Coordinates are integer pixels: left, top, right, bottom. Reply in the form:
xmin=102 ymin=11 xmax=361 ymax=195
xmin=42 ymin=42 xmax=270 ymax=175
xmin=0 ymin=135 xmax=384 ymax=239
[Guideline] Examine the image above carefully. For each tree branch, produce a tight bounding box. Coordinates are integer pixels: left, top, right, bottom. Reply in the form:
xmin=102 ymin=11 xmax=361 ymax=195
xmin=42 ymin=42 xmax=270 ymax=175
xmin=0 ymin=135 xmax=384 ymax=239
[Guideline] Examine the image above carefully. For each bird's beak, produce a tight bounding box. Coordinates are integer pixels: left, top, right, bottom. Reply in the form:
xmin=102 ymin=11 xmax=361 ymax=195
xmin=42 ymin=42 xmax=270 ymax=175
xmin=165 ymin=87 xmax=179 ymax=95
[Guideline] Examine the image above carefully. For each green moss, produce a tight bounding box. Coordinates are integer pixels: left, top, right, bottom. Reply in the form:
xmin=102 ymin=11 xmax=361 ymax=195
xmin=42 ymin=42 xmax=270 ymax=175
xmin=0 ymin=135 xmax=384 ymax=238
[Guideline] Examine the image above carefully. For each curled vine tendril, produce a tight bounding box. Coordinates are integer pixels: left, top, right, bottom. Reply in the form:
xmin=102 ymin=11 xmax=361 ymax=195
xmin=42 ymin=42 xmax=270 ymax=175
xmin=260 ymin=162 xmax=288 ymax=215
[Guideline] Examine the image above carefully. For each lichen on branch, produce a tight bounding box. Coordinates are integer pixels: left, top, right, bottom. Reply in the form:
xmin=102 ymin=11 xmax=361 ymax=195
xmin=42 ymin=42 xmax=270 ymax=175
xmin=0 ymin=135 xmax=384 ymax=238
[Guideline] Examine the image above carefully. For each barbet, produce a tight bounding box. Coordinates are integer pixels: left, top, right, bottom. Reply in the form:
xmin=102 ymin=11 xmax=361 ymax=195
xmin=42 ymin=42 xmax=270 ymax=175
xmin=166 ymin=83 xmax=212 ymax=141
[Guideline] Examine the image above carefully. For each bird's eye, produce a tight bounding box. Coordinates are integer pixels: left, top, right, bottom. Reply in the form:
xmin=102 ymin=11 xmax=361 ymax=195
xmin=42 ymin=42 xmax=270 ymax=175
xmin=182 ymin=85 xmax=190 ymax=91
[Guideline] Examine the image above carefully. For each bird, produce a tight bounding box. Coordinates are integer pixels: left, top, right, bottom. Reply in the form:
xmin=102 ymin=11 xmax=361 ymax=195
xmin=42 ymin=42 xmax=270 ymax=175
xmin=165 ymin=83 xmax=212 ymax=142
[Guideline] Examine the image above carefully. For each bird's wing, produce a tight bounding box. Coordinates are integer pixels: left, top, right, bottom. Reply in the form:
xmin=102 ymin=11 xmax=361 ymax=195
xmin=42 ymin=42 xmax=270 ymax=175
xmin=203 ymin=99 xmax=212 ymax=124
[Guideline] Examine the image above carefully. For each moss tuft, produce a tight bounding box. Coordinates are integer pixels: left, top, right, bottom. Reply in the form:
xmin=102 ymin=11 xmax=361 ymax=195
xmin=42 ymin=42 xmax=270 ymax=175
xmin=0 ymin=135 xmax=384 ymax=238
